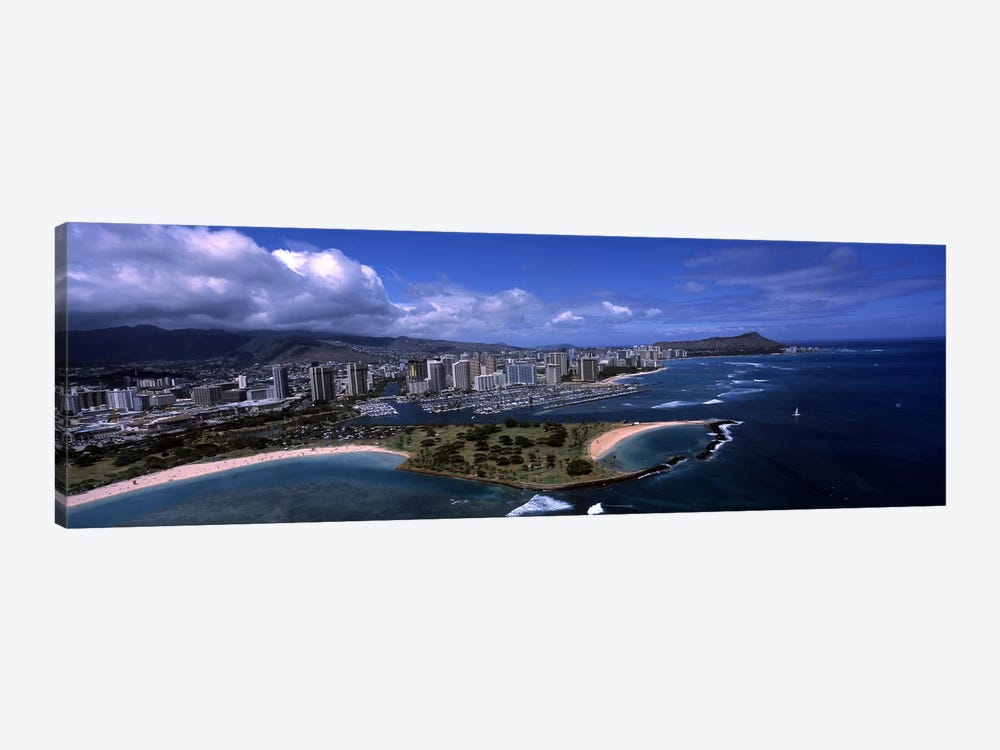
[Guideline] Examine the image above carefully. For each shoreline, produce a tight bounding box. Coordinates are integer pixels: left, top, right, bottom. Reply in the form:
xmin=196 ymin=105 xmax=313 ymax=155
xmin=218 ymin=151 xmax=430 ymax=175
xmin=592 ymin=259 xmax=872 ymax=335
xmin=587 ymin=420 xmax=709 ymax=459
xmin=598 ymin=366 xmax=668 ymax=384
xmin=63 ymin=444 xmax=411 ymax=508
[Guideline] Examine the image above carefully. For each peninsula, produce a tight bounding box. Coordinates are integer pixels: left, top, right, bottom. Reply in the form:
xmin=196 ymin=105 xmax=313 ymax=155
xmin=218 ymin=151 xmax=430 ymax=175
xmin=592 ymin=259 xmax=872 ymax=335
xmin=384 ymin=417 xmax=738 ymax=491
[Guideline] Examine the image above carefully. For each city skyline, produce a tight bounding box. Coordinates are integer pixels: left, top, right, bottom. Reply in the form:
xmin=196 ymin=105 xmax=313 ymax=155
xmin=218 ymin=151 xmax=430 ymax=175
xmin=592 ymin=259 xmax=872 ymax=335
xmin=63 ymin=223 xmax=946 ymax=345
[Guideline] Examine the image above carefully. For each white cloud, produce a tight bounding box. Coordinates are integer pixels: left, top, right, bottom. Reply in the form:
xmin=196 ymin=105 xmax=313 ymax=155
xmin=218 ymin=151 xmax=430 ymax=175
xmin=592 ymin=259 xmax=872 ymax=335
xmin=394 ymin=282 xmax=545 ymax=340
xmin=601 ymin=301 xmax=632 ymax=319
xmin=645 ymin=307 xmax=663 ymax=317
xmin=547 ymin=310 xmax=584 ymax=327
xmin=66 ymin=223 xmax=400 ymax=332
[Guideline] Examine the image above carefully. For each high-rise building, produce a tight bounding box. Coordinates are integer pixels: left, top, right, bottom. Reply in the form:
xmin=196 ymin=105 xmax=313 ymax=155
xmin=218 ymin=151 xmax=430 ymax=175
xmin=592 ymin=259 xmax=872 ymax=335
xmin=506 ymin=361 xmax=537 ymax=386
xmin=474 ymin=374 xmax=496 ymax=392
xmin=107 ymin=387 xmax=140 ymax=411
xmin=149 ymin=393 xmax=176 ymax=408
xmin=191 ymin=386 xmax=223 ymax=406
xmin=61 ymin=393 xmax=81 ymax=415
xmin=309 ymin=365 xmax=336 ymax=403
xmin=545 ymin=363 xmax=562 ymax=385
xmin=236 ymin=374 xmax=249 ymax=389
xmin=452 ymin=359 xmax=473 ymax=392
xmin=580 ymin=357 xmax=600 ymax=382
xmin=484 ymin=355 xmax=497 ymax=375
xmin=440 ymin=355 xmax=458 ymax=388
xmin=347 ymin=363 xmax=369 ymax=397
xmin=545 ymin=351 xmax=568 ymax=378
xmin=407 ymin=359 xmax=428 ymax=382
xmin=77 ymin=389 xmax=108 ymax=410
xmin=427 ymin=360 xmax=447 ymax=393
xmin=271 ymin=365 xmax=290 ymax=400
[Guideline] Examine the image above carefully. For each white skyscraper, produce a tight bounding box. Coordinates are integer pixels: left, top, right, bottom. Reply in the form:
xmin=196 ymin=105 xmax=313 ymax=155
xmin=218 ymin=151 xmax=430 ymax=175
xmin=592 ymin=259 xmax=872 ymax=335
xmin=506 ymin=361 xmax=537 ymax=386
xmin=474 ymin=374 xmax=495 ymax=392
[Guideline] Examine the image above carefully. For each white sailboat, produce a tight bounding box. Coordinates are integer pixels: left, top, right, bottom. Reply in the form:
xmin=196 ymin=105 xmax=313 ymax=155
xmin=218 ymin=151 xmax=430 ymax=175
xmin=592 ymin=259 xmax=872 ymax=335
xmin=793 ymin=407 xmax=800 ymax=417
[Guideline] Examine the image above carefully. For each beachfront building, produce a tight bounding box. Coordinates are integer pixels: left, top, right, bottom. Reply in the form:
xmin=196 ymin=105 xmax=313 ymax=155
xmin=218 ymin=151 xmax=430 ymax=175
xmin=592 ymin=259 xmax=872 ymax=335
xmin=271 ymin=365 xmax=290 ymax=400
xmin=580 ymin=357 xmax=600 ymax=382
xmin=309 ymin=365 xmax=336 ymax=403
xmin=347 ymin=363 xmax=369 ymax=397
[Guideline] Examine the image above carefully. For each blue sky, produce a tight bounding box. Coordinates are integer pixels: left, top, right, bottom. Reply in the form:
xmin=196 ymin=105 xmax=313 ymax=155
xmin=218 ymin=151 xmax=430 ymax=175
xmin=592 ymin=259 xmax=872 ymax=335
xmin=65 ymin=223 xmax=945 ymax=345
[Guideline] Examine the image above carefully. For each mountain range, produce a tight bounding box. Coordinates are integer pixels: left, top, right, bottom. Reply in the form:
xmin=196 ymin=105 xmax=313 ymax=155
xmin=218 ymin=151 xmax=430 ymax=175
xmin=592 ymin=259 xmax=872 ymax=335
xmin=58 ymin=326 xmax=786 ymax=366
xmin=59 ymin=325 xmax=519 ymax=366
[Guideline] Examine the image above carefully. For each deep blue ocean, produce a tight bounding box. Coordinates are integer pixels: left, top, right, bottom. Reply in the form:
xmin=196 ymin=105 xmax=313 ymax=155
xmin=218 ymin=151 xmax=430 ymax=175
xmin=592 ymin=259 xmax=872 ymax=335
xmin=64 ymin=338 xmax=945 ymax=527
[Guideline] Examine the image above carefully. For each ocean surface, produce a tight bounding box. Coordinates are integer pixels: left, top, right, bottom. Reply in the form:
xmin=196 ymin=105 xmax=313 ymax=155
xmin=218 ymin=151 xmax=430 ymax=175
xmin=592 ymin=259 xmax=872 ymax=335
xmin=65 ymin=338 xmax=946 ymax=527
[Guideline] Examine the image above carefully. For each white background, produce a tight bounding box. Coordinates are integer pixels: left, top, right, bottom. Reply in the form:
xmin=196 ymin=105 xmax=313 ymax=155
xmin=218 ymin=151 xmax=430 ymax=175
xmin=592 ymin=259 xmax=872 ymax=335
xmin=1 ymin=2 xmax=996 ymax=748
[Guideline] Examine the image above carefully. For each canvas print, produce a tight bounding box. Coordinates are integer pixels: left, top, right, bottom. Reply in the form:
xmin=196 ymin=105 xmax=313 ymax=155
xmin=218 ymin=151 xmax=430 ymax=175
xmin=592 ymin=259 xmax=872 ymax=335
xmin=54 ymin=223 xmax=946 ymax=528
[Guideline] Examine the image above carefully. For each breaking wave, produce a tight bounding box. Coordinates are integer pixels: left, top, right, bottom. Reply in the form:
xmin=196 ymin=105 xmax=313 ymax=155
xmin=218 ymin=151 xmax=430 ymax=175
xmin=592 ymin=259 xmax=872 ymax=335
xmin=719 ymin=387 xmax=764 ymax=398
xmin=587 ymin=503 xmax=605 ymax=515
xmin=506 ymin=494 xmax=574 ymax=517
xmin=702 ymin=398 xmax=724 ymax=404
xmin=652 ymin=400 xmax=700 ymax=409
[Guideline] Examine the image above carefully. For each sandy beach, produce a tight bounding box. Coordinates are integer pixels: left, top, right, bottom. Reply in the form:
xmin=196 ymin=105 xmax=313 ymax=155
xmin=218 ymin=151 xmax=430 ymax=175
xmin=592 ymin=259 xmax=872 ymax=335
xmin=64 ymin=444 xmax=410 ymax=508
xmin=587 ymin=420 xmax=708 ymax=459
xmin=598 ymin=366 xmax=668 ymax=385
